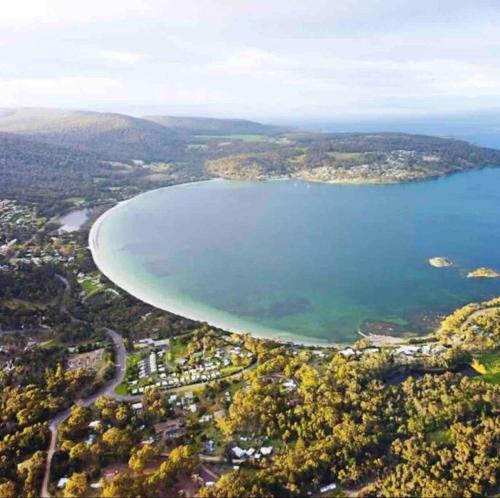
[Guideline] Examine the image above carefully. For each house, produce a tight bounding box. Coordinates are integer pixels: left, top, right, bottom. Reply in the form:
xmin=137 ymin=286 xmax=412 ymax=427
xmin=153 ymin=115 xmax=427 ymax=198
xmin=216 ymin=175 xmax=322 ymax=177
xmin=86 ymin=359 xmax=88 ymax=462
xmin=260 ymin=446 xmax=273 ymax=456
xmin=320 ymin=483 xmax=337 ymax=494
xmin=339 ymin=348 xmax=358 ymax=357
xmin=200 ymin=414 xmax=213 ymax=423
xmin=231 ymin=446 xmax=246 ymax=458
xmin=214 ymin=409 xmax=226 ymax=419
xmin=154 ymin=418 xmax=185 ymax=439
xmin=57 ymin=477 xmax=69 ymax=489
xmin=132 ymin=402 xmax=143 ymax=413
xmin=153 ymin=339 xmax=169 ymax=349
xmin=282 ymin=379 xmax=297 ymax=391
xmin=396 ymin=345 xmax=421 ymax=356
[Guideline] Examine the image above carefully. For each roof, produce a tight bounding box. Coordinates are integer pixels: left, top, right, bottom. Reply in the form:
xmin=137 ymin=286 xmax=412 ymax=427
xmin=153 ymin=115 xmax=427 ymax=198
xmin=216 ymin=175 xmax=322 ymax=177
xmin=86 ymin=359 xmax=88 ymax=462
xmin=231 ymin=446 xmax=246 ymax=458
xmin=57 ymin=477 xmax=69 ymax=489
xmin=320 ymin=483 xmax=337 ymax=493
xmin=154 ymin=418 xmax=184 ymax=435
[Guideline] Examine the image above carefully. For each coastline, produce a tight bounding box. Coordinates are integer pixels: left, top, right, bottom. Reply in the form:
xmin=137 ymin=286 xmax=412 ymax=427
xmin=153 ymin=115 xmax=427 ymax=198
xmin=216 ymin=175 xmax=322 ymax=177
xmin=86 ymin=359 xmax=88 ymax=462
xmin=88 ymin=181 xmax=341 ymax=347
xmin=88 ymin=169 xmax=500 ymax=349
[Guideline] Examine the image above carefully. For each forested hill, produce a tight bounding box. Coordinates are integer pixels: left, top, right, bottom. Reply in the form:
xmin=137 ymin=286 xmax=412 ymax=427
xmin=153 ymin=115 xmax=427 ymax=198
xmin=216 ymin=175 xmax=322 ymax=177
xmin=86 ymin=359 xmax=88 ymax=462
xmin=206 ymin=132 xmax=500 ymax=183
xmin=142 ymin=115 xmax=288 ymax=135
xmin=1 ymin=108 xmax=500 ymax=208
xmin=0 ymin=132 xmax=116 ymax=213
xmin=0 ymin=108 xmax=185 ymax=162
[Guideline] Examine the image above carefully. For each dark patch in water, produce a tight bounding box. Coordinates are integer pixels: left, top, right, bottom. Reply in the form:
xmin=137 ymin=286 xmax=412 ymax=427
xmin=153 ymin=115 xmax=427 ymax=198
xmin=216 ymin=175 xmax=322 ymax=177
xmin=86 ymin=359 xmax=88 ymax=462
xmin=142 ymin=260 xmax=171 ymax=277
xmin=228 ymin=297 xmax=313 ymax=319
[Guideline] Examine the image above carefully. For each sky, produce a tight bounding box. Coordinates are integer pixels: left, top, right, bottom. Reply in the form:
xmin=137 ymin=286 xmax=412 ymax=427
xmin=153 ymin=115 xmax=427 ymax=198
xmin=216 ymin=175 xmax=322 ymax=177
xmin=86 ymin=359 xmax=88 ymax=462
xmin=2 ymin=0 xmax=500 ymax=121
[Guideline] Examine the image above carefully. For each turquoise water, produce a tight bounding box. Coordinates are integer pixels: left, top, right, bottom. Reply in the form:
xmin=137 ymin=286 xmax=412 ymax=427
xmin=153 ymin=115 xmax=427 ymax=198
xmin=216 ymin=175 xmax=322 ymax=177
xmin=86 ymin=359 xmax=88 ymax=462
xmin=91 ymin=169 xmax=500 ymax=344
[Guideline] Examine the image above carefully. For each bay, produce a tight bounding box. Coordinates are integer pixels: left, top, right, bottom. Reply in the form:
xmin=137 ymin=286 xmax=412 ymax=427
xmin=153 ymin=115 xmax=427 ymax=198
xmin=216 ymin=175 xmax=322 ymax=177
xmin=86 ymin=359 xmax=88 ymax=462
xmin=90 ymin=169 xmax=500 ymax=344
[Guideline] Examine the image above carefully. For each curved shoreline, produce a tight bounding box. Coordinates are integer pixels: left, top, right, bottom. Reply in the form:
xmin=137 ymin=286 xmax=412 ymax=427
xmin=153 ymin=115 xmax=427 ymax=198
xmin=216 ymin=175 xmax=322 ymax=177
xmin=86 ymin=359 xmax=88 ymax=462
xmin=88 ymin=180 xmax=337 ymax=347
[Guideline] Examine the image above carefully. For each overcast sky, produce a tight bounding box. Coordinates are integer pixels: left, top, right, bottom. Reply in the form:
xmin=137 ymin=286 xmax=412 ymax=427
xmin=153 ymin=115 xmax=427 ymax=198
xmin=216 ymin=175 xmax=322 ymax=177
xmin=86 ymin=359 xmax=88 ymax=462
xmin=1 ymin=0 xmax=500 ymax=120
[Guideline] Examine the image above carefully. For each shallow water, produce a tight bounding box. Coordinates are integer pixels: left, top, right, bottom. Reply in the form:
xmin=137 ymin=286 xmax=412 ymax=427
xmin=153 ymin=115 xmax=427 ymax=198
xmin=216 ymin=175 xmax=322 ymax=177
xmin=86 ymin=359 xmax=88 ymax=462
xmin=91 ymin=169 xmax=500 ymax=344
xmin=59 ymin=208 xmax=89 ymax=232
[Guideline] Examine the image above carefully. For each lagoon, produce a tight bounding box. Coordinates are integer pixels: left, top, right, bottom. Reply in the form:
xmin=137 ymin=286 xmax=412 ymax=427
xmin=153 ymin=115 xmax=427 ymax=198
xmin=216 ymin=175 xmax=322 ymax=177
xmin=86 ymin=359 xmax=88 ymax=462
xmin=90 ymin=169 xmax=500 ymax=344
xmin=59 ymin=208 xmax=89 ymax=233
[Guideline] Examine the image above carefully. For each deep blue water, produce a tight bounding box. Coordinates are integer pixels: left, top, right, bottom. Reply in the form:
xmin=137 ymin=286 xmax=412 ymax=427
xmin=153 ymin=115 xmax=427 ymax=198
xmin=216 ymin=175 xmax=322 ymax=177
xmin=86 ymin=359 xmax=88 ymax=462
xmin=92 ymin=169 xmax=500 ymax=344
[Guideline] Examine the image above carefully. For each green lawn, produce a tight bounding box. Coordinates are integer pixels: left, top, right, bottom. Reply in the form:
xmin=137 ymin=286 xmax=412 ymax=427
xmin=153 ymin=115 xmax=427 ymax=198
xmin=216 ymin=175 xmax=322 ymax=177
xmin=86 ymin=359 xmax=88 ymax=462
xmin=471 ymin=351 xmax=500 ymax=384
xmin=80 ymin=277 xmax=101 ymax=295
xmin=194 ymin=134 xmax=274 ymax=143
xmin=114 ymin=382 xmax=129 ymax=396
xmin=426 ymin=428 xmax=452 ymax=445
xmin=114 ymin=353 xmax=142 ymax=395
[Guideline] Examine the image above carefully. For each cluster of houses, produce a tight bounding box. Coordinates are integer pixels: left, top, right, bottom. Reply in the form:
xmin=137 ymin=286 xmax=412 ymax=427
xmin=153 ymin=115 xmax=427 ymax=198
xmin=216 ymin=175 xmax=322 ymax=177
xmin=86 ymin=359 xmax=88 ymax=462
xmin=126 ymin=338 xmax=252 ymax=395
xmin=0 ymin=200 xmax=35 ymax=226
xmin=338 ymin=342 xmax=447 ymax=360
xmin=231 ymin=444 xmax=274 ymax=460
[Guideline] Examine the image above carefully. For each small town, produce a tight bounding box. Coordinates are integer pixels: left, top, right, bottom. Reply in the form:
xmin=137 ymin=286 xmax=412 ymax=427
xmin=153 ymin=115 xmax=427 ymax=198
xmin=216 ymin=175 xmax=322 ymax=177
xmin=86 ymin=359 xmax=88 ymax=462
xmin=1 ymin=193 xmax=499 ymax=497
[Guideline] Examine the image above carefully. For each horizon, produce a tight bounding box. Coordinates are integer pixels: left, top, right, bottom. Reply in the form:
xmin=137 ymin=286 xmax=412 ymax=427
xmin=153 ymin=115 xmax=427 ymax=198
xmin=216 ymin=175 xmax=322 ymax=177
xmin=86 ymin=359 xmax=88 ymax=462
xmin=2 ymin=1 xmax=500 ymax=120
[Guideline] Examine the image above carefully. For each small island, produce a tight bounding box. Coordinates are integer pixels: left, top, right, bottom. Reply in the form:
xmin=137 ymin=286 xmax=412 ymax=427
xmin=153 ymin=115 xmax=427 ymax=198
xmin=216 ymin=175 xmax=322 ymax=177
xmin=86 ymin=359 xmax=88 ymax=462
xmin=467 ymin=267 xmax=500 ymax=278
xmin=429 ymin=257 xmax=453 ymax=268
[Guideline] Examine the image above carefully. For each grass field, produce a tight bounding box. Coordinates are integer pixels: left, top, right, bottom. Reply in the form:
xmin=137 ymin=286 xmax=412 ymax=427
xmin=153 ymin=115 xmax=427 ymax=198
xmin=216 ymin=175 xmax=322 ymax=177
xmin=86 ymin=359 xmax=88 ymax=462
xmin=80 ymin=276 xmax=103 ymax=296
xmin=194 ymin=134 xmax=274 ymax=143
xmin=471 ymin=351 xmax=500 ymax=384
xmin=426 ymin=428 xmax=452 ymax=445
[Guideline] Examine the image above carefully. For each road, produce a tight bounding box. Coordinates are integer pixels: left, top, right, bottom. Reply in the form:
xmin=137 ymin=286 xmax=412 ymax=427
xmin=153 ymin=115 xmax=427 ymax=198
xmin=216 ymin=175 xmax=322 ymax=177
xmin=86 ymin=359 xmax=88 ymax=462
xmin=41 ymin=327 xmax=126 ymax=497
xmin=55 ymin=273 xmax=85 ymax=324
xmin=460 ymin=306 xmax=500 ymax=331
xmin=41 ymin=277 xmax=127 ymax=497
xmin=40 ymin=273 xmax=254 ymax=495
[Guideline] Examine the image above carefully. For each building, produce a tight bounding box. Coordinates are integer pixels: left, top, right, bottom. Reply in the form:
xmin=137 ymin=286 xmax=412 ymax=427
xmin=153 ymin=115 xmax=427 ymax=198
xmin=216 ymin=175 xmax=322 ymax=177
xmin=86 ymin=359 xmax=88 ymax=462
xmin=154 ymin=418 xmax=185 ymax=439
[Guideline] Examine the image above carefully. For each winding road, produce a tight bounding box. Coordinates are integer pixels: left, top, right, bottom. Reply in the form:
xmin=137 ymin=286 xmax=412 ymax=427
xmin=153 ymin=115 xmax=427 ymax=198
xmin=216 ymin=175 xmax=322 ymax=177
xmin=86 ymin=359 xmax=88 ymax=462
xmin=460 ymin=306 xmax=500 ymax=331
xmin=40 ymin=274 xmax=254 ymax=495
xmin=41 ymin=327 xmax=126 ymax=497
xmin=40 ymin=277 xmax=127 ymax=498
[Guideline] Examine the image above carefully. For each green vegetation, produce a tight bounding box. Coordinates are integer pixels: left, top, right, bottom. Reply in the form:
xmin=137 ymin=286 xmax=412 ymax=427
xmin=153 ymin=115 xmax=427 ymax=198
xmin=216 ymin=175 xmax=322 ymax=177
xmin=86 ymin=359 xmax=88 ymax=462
xmin=472 ymin=351 xmax=500 ymax=384
xmin=0 ymin=107 xmax=499 ymax=497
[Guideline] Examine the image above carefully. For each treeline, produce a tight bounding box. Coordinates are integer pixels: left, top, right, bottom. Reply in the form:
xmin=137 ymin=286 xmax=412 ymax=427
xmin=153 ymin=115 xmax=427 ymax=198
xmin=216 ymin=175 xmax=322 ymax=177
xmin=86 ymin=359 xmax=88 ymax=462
xmin=203 ymin=348 xmax=499 ymax=497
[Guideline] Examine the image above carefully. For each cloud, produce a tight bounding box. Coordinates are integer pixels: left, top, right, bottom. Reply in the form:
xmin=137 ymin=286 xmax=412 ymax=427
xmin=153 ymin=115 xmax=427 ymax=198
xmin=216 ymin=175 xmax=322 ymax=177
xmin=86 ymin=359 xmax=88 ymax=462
xmin=215 ymin=49 xmax=289 ymax=75
xmin=0 ymin=0 xmax=151 ymax=27
xmin=1 ymin=1 xmax=500 ymax=118
xmin=0 ymin=77 xmax=123 ymax=106
xmin=100 ymin=50 xmax=149 ymax=64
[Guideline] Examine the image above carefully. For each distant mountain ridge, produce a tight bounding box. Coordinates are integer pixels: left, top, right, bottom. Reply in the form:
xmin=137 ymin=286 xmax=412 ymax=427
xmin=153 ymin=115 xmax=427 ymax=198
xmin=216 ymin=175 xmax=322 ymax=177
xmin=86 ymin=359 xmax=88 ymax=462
xmin=1 ymin=107 xmax=500 ymax=207
xmin=142 ymin=114 xmax=288 ymax=134
xmin=0 ymin=108 xmax=186 ymax=161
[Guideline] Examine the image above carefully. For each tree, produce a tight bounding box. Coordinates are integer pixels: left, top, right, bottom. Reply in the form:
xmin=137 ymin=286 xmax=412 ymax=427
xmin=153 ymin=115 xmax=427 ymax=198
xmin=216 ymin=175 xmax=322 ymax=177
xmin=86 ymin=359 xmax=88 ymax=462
xmin=60 ymin=405 xmax=91 ymax=440
xmin=63 ymin=472 xmax=89 ymax=498
xmin=17 ymin=450 xmax=45 ymax=498
xmin=100 ymin=472 xmax=146 ymax=498
xmin=129 ymin=444 xmax=158 ymax=473
xmin=102 ymin=427 xmax=134 ymax=459
xmin=0 ymin=480 xmax=17 ymax=498
xmin=199 ymin=471 xmax=273 ymax=498
xmin=69 ymin=442 xmax=91 ymax=463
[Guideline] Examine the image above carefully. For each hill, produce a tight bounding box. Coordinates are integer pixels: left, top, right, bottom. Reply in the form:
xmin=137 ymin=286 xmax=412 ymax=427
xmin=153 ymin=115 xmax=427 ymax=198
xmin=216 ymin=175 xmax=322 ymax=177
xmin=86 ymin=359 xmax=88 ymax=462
xmin=142 ymin=115 xmax=287 ymax=135
xmin=0 ymin=108 xmax=185 ymax=162
xmin=206 ymin=132 xmax=500 ymax=183
xmin=0 ymin=131 xmax=112 ymax=211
